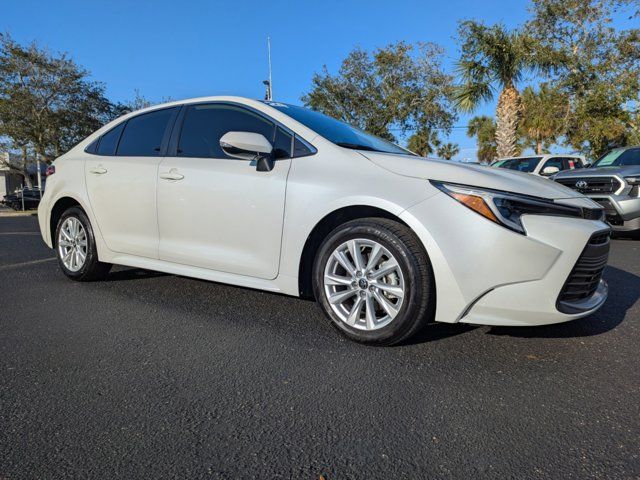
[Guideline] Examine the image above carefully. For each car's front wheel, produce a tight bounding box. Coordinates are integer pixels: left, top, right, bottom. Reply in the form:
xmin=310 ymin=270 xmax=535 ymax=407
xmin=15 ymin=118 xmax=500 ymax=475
xmin=55 ymin=206 xmax=111 ymax=281
xmin=313 ymin=218 xmax=435 ymax=346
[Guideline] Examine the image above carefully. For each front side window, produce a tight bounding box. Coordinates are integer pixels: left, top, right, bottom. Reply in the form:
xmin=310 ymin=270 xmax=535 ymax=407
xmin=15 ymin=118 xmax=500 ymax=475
xmin=117 ymin=108 xmax=176 ymax=157
xmin=272 ymin=126 xmax=293 ymax=159
xmin=541 ymin=157 xmax=564 ymax=173
xmin=497 ymin=157 xmax=542 ymax=173
xmin=178 ymin=104 xmax=279 ymax=159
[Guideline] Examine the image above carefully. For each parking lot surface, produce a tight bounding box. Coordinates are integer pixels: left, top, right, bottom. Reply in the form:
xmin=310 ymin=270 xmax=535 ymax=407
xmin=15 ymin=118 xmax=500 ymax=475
xmin=0 ymin=216 xmax=638 ymax=479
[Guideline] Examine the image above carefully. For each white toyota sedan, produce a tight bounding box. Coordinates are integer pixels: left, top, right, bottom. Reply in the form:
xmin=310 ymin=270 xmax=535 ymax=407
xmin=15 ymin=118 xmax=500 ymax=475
xmin=38 ymin=96 xmax=610 ymax=345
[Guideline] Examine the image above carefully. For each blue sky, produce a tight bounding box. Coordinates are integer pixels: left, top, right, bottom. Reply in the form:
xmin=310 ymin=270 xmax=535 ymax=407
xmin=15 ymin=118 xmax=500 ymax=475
xmin=2 ymin=0 xmax=546 ymax=160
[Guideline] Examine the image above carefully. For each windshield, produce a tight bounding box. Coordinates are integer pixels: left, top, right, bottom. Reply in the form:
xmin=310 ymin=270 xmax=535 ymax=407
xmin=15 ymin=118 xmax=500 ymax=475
xmin=263 ymin=101 xmax=413 ymax=155
xmin=494 ymin=157 xmax=542 ymax=172
xmin=592 ymin=147 xmax=640 ymax=167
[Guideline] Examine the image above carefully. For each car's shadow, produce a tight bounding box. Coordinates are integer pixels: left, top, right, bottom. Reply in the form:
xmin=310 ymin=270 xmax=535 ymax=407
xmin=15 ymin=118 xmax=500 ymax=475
xmin=103 ymin=267 xmax=168 ymax=282
xmin=487 ymin=266 xmax=638 ymax=339
xmin=97 ymin=264 xmax=637 ymax=344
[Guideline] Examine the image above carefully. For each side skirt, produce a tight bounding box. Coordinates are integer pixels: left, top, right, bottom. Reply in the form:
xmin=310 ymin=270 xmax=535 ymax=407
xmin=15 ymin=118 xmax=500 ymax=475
xmin=108 ymin=253 xmax=299 ymax=296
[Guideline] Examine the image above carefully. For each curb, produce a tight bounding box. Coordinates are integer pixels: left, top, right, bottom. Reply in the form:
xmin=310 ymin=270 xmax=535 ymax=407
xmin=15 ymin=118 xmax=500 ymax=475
xmin=0 ymin=210 xmax=38 ymax=218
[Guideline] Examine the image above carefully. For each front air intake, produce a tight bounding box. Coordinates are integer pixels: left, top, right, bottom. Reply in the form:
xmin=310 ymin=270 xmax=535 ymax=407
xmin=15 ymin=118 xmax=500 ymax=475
xmin=557 ymin=230 xmax=610 ymax=313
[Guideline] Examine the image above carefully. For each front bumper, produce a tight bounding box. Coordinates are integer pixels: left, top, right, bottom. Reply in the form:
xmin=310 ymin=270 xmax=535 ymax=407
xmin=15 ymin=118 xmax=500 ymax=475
xmin=400 ymin=192 xmax=610 ymax=327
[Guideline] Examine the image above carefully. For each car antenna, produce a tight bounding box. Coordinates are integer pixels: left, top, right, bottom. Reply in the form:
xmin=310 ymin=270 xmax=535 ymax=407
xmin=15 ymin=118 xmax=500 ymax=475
xmin=263 ymin=36 xmax=273 ymax=101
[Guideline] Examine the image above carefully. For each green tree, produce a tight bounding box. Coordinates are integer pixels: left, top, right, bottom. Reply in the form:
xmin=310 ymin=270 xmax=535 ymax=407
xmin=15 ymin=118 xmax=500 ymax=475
xmin=527 ymin=0 xmax=640 ymax=157
xmin=303 ymin=42 xmax=457 ymax=142
xmin=0 ymin=34 xmax=115 ymax=167
xmin=437 ymin=142 xmax=459 ymax=160
xmin=454 ymin=21 xmax=536 ymax=158
xmin=406 ymin=128 xmax=440 ymax=156
xmin=518 ymin=84 xmax=568 ymax=154
xmin=467 ymin=115 xmax=497 ymax=163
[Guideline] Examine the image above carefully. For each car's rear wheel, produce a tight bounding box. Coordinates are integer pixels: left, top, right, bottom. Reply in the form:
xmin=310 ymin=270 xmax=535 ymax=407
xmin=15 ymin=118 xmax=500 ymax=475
xmin=312 ymin=218 xmax=435 ymax=346
xmin=55 ymin=206 xmax=111 ymax=281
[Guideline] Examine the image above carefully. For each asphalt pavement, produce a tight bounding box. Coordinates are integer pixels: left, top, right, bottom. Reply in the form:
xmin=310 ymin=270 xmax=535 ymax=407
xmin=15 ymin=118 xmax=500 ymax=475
xmin=0 ymin=215 xmax=638 ymax=479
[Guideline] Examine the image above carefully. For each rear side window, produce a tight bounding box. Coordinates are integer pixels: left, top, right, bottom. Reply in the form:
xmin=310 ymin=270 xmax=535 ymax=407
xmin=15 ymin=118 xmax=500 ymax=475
xmin=96 ymin=122 xmax=125 ymax=156
xmin=178 ymin=104 xmax=276 ymax=159
xmin=117 ymin=108 xmax=176 ymax=156
xmin=565 ymin=157 xmax=583 ymax=169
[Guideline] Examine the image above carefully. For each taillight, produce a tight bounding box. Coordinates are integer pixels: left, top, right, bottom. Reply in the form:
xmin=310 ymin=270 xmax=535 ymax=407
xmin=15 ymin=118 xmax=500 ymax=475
xmin=46 ymin=165 xmax=55 ymax=176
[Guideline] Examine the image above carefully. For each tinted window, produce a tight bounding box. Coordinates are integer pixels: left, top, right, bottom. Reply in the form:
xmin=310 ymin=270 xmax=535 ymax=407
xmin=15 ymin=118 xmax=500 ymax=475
xmin=178 ymin=104 xmax=275 ymax=158
xmin=567 ymin=158 xmax=583 ymax=169
xmin=496 ymin=157 xmax=542 ymax=173
xmin=117 ymin=108 xmax=176 ymax=156
xmin=273 ymin=126 xmax=292 ymax=159
xmin=263 ymin=101 xmax=411 ymax=155
xmin=541 ymin=157 xmax=564 ymax=173
xmin=97 ymin=122 xmax=125 ymax=156
xmin=293 ymin=136 xmax=314 ymax=157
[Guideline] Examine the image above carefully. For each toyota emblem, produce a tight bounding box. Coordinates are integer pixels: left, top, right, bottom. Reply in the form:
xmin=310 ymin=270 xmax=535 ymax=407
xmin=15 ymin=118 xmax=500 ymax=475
xmin=575 ymin=180 xmax=588 ymax=189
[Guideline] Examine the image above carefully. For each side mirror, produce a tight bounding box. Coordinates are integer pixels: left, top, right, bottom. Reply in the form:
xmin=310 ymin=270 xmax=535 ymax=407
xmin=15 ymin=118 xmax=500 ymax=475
xmin=220 ymin=131 xmax=274 ymax=171
xmin=541 ymin=166 xmax=560 ymax=176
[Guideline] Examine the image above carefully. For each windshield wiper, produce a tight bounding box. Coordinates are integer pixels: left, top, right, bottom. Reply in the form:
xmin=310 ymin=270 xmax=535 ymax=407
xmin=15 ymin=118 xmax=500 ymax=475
xmin=335 ymin=142 xmax=379 ymax=152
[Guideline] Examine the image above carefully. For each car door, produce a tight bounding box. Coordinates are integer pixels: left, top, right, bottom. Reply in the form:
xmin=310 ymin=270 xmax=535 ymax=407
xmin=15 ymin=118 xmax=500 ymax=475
xmin=156 ymin=103 xmax=292 ymax=279
xmin=85 ymin=107 xmax=177 ymax=258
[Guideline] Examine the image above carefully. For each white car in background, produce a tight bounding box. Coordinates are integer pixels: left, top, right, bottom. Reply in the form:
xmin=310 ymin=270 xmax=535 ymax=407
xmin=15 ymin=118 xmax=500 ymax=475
xmin=492 ymin=154 xmax=587 ymax=177
xmin=38 ymin=97 xmax=610 ymax=346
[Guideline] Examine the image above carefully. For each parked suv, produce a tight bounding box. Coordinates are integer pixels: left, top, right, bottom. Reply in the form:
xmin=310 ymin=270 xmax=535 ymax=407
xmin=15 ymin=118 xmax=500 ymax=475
xmin=553 ymin=146 xmax=640 ymax=233
xmin=492 ymin=155 xmax=586 ymax=176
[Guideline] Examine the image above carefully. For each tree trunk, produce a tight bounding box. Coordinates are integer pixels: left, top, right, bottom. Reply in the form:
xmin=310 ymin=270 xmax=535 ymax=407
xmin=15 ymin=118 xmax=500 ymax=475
xmin=21 ymin=146 xmax=33 ymax=190
xmin=536 ymin=139 xmax=543 ymax=155
xmin=495 ymin=83 xmax=522 ymax=158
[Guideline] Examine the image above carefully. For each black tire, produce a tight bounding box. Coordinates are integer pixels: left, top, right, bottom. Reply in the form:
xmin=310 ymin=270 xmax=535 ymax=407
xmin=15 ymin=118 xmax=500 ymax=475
xmin=54 ymin=206 xmax=111 ymax=281
xmin=312 ymin=218 xmax=435 ymax=346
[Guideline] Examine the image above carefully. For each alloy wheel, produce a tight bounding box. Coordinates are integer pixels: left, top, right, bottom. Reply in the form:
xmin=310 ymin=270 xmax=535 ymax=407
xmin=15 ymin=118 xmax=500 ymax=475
xmin=323 ymin=238 xmax=405 ymax=330
xmin=58 ymin=217 xmax=88 ymax=272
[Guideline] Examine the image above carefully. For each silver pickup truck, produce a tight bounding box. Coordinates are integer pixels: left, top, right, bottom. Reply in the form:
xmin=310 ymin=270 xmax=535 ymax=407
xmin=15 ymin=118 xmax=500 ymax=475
xmin=553 ymin=146 xmax=640 ymax=234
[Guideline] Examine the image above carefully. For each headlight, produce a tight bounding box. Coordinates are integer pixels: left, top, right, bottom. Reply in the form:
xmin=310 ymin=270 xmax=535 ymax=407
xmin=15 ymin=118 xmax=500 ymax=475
xmin=431 ymin=181 xmax=603 ymax=234
xmin=624 ymin=176 xmax=640 ymax=186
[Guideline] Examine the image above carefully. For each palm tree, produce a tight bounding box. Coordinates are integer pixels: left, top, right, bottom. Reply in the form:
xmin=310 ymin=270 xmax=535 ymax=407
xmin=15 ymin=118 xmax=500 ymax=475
xmin=437 ymin=142 xmax=460 ymax=160
xmin=454 ymin=21 xmax=535 ymax=158
xmin=467 ymin=115 xmax=497 ymax=163
xmin=519 ymin=84 xmax=568 ymax=154
xmin=407 ymin=128 xmax=440 ymax=156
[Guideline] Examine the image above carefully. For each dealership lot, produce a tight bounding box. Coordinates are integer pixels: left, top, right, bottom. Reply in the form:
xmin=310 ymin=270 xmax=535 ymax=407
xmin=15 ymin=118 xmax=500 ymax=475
xmin=0 ymin=216 xmax=638 ymax=479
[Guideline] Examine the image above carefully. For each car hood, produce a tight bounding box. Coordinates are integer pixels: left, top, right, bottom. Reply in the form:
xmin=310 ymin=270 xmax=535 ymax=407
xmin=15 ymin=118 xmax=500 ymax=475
xmin=554 ymin=165 xmax=640 ymax=178
xmin=360 ymin=152 xmax=582 ymax=199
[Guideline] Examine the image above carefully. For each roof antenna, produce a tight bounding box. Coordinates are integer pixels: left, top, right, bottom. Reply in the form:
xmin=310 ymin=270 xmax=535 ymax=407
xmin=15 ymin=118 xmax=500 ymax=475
xmin=263 ymin=36 xmax=273 ymax=101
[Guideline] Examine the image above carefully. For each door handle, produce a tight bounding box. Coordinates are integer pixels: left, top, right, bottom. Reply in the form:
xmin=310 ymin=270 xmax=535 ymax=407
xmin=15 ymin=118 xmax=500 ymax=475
xmin=159 ymin=170 xmax=184 ymax=181
xmin=89 ymin=166 xmax=107 ymax=175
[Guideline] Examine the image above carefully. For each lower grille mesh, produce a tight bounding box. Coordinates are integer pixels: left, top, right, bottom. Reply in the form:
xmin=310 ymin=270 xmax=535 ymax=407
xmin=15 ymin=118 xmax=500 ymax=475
xmin=558 ymin=231 xmax=610 ymax=304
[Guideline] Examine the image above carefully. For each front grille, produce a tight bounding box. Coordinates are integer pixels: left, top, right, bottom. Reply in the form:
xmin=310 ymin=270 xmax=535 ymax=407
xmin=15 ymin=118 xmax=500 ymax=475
xmin=557 ymin=231 xmax=610 ymax=307
xmin=555 ymin=176 xmax=621 ymax=194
